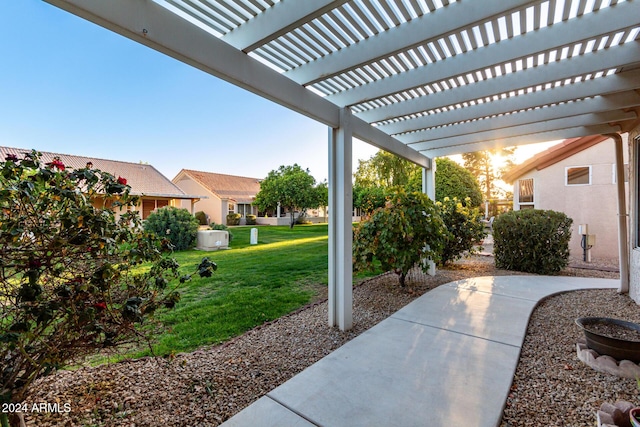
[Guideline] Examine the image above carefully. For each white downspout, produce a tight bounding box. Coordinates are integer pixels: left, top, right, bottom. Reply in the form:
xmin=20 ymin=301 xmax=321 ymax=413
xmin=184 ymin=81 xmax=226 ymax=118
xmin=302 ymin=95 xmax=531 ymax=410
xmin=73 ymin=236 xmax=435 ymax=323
xmin=607 ymin=133 xmax=630 ymax=293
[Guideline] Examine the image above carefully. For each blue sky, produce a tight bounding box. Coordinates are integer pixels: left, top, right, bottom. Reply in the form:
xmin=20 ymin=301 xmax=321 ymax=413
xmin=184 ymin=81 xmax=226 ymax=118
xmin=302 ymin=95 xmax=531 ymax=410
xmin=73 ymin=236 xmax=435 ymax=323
xmin=0 ymin=0 xmax=381 ymax=182
xmin=0 ymin=1 xmax=555 ymax=183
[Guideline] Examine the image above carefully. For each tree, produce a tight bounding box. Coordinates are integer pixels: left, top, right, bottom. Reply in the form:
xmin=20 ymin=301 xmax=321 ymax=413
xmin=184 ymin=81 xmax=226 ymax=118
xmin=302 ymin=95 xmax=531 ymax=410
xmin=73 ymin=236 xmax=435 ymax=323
xmin=352 ymin=151 xmax=423 ymax=214
xmin=435 ymin=158 xmax=483 ymax=207
xmin=354 ymin=151 xmax=421 ymax=189
xmin=462 ymin=148 xmax=515 ymax=200
xmin=253 ymin=164 xmax=320 ymax=228
xmin=0 ymin=151 xmax=216 ymax=427
xmin=314 ymin=181 xmax=329 ymax=221
xmin=353 ymin=188 xmax=448 ymax=286
xmin=353 ymin=184 xmax=387 ymax=215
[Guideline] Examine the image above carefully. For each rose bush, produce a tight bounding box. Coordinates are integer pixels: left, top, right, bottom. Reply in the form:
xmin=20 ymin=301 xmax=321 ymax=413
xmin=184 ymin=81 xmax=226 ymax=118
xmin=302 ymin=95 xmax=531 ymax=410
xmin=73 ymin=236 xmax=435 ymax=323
xmin=0 ymin=151 xmax=215 ymax=427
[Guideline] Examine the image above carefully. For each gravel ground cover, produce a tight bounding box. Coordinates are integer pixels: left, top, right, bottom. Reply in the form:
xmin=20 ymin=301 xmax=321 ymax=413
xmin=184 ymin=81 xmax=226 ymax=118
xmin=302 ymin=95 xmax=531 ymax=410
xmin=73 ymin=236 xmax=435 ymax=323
xmin=21 ymin=255 xmax=631 ymax=427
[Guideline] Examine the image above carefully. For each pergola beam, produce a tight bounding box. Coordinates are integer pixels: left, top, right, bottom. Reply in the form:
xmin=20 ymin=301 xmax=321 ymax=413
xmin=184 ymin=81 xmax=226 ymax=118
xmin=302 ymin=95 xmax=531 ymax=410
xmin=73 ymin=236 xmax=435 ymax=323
xmin=420 ymin=124 xmax=622 ymax=157
xmin=325 ymin=1 xmax=639 ymax=107
xmin=357 ymin=40 xmax=640 ymax=123
xmin=400 ymin=92 xmax=640 ymax=144
xmin=222 ymin=0 xmax=349 ymax=52
xmin=377 ymin=69 xmax=640 ymax=134
xmin=44 ymin=0 xmax=430 ymax=169
xmin=410 ymin=110 xmax=636 ymax=151
xmin=285 ymin=0 xmax=536 ymax=85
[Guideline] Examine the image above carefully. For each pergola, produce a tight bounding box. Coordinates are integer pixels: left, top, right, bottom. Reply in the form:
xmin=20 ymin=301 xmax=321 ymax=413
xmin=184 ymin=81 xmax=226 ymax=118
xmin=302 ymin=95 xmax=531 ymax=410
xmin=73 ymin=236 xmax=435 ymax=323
xmin=46 ymin=0 xmax=640 ymax=330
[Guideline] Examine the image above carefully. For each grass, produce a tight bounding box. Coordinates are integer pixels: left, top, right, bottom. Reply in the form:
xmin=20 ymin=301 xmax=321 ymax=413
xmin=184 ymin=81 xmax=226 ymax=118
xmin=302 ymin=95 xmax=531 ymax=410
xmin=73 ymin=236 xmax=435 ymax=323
xmin=129 ymin=223 xmax=381 ymax=358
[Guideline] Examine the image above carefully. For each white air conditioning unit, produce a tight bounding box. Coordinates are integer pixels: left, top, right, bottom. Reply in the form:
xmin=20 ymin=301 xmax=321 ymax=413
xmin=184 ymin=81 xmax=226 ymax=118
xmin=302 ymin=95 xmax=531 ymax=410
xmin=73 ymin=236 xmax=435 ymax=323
xmin=196 ymin=230 xmax=229 ymax=251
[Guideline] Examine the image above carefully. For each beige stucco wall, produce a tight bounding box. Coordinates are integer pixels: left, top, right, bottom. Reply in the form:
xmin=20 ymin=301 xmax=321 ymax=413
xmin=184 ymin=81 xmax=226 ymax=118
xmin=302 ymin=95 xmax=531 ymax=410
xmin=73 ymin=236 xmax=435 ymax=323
xmin=174 ymin=176 xmax=225 ymax=225
xmin=628 ymin=128 xmax=640 ymax=303
xmin=513 ymin=136 xmax=628 ymax=262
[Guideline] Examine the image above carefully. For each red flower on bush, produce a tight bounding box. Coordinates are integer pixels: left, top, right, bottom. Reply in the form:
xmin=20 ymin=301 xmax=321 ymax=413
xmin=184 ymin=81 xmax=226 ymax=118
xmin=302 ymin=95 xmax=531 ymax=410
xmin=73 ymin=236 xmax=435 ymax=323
xmin=46 ymin=158 xmax=65 ymax=171
xmin=28 ymin=259 xmax=42 ymax=269
xmin=92 ymin=302 xmax=107 ymax=311
xmin=117 ymin=176 xmax=127 ymax=185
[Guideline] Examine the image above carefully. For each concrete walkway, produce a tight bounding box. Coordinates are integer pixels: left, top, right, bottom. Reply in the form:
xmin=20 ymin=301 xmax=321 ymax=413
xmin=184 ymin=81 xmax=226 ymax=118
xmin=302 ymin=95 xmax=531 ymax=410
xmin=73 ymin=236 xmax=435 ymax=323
xmin=221 ymin=275 xmax=619 ymax=427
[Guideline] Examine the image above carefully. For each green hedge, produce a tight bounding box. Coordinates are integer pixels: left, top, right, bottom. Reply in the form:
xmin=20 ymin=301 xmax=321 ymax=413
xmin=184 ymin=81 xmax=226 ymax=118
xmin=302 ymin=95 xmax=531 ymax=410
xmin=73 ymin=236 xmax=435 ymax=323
xmin=144 ymin=206 xmax=199 ymax=251
xmin=245 ymin=214 xmax=257 ymax=225
xmin=493 ymin=209 xmax=572 ymax=275
xmin=195 ymin=211 xmax=208 ymax=226
xmin=226 ymin=213 xmax=241 ymax=226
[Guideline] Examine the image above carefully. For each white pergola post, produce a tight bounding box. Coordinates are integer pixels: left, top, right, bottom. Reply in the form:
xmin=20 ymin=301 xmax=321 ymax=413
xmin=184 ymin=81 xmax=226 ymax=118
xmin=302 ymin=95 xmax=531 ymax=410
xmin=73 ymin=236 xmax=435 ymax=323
xmin=608 ymin=133 xmax=630 ymax=293
xmin=422 ymin=165 xmax=437 ymax=276
xmin=328 ymin=108 xmax=353 ymax=331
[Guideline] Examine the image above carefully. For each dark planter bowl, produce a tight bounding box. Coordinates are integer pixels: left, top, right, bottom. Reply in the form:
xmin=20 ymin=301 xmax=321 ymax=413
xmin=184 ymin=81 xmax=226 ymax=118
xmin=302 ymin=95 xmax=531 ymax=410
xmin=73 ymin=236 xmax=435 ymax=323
xmin=575 ymin=317 xmax=640 ymax=363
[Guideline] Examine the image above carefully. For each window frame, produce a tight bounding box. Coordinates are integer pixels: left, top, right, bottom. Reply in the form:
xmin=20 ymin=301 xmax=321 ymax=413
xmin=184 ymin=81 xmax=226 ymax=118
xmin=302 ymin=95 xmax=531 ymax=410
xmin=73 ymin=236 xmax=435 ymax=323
xmin=517 ymin=178 xmax=534 ymax=209
xmin=565 ymin=165 xmax=592 ymax=186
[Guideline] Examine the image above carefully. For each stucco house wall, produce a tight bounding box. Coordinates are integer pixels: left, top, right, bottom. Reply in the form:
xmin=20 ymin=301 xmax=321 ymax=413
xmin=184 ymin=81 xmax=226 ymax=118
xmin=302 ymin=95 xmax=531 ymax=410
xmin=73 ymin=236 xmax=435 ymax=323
xmin=173 ymin=169 xmax=260 ymax=226
xmin=509 ymin=136 xmax=628 ymax=262
xmin=628 ymin=128 xmax=640 ymax=303
xmin=174 ymin=174 xmax=226 ymax=224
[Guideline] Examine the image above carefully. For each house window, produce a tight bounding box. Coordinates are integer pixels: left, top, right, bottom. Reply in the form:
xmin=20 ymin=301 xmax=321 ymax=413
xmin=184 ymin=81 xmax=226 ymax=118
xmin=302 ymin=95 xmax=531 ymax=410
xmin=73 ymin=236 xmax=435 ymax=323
xmin=518 ymin=178 xmax=534 ymax=209
xmin=566 ymin=166 xmax=591 ymax=185
xmin=228 ymin=203 xmax=235 ymax=214
xmin=237 ymin=203 xmax=253 ymax=217
xmin=142 ymin=199 xmax=168 ymax=219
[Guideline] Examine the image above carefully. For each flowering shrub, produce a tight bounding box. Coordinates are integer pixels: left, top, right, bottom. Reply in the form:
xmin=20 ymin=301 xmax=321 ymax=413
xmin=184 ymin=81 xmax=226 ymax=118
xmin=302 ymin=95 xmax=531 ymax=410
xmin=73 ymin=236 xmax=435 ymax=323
xmin=245 ymin=214 xmax=257 ymax=225
xmin=226 ymin=213 xmax=241 ymax=226
xmin=144 ymin=207 xmax=199 ymax=251
xmin=493 ymin=209 xmax=572 ymax=274
xmin=437 ymin=197 xmax=486 ymax=265
xmin=353 ymin=188 xmax=448 ymax=286
xmin=0 ymin=151 xmax=216 ymax=426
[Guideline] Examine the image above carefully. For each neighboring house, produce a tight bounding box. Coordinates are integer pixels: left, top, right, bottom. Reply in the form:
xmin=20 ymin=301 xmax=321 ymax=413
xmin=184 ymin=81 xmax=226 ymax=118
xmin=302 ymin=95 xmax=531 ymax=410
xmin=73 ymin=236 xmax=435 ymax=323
xmin=0 ymin=146 xmax=201 ymax=219
xmin=173 ymin=169 xmax=261 ymax=225
xmin=503 ymin=135 xmax=629 ymax=263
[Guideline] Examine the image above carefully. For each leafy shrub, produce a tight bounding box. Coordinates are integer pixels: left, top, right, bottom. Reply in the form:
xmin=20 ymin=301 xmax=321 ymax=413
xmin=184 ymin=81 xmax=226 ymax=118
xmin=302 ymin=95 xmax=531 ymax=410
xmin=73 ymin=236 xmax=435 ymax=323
xmin=437 ymin=197 xmax=486 ymax=265
xmin=210 ymin=223 xmax=233 ymax=242
xmin=0 ymin=151 xmax=217 ymax=422
xmin=353 ymin=188 xmax=448 ymax=286
xmin=295 ymin=212 xmax=312 ymax=225
xmin=245 ymin=214 xmax=257 ymax=225
xmin=435 ymin=157 xmax=483 ymax=207
xmin=195 ymin=211 xmax=208 ymax=226
xmin=226 ymin=213 xmax=241 ymax=226
xmin=493 ymin=209 xmax=572 ymax=275
xmin=144 ymin=207 xmax=199 ymax=251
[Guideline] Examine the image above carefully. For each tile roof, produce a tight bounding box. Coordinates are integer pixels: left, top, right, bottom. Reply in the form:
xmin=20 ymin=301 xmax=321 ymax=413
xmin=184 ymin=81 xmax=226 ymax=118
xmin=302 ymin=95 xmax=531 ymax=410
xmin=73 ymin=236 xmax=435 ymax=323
xmin=176 ymin=169 xmax=261 ymax=203
xmin=502 ymin=135 xmax=609 ymax=184
xmin=1 ymin=146 xmax=194 ymax=199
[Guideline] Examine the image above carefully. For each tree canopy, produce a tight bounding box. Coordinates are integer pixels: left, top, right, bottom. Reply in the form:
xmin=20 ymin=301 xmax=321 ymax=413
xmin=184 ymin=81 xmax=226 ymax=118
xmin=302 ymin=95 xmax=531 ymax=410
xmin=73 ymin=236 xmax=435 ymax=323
xmin=462 ymin=148 xmax=515 ymax=200
xmin=354 ymin=150 xmax=421 ymax=190
xmin=253 ymin=164 xmax=323 ymax=227
xmin=435 ymin=157 xmax=483 ymax=207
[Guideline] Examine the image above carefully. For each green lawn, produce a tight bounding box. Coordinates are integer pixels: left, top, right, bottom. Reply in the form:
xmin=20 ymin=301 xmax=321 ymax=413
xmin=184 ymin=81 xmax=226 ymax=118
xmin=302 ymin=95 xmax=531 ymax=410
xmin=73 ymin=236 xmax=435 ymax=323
xmin=135 ymin=224 xmax=381 ymax=357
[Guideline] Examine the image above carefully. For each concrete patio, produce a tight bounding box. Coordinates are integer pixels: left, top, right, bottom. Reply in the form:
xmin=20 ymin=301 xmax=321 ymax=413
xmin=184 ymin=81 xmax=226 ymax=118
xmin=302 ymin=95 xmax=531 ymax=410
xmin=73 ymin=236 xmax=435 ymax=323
xmin=221 ymin=275 xmax=619 ymax=427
